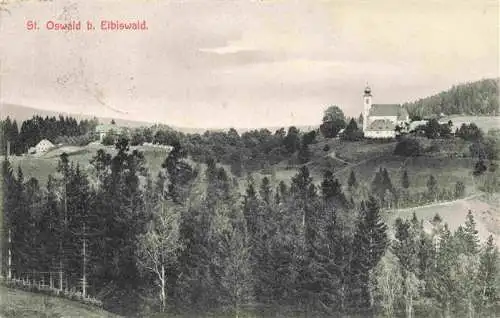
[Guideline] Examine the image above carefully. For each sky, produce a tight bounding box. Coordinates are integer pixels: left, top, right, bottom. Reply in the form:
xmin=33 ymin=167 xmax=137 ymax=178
xmin=0 ymin=0 xmax=498 ymax=129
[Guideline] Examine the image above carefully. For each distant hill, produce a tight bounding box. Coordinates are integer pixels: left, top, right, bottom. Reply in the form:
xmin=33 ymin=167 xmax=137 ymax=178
xmin=0 ymin=103 xmax=317 ymax=134
xmin=403 ymin=78 xmax=499 ymax=119
xmin=1 ymin=103 xmax=152 ymax=128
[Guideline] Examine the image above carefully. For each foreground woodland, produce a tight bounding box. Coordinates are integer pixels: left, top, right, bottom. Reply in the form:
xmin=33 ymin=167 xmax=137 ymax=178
xmin=1 ymin=137 xmax=498 ymax=317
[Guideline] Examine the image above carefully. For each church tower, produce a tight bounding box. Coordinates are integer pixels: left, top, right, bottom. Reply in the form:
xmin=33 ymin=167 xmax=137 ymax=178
xmin=363 ymin=85 xmax=372 ymax=132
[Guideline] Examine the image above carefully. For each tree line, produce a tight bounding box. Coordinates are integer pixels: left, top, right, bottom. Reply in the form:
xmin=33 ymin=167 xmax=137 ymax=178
xmin=125 ymin=125 xmax=320 ymax=176
xmin=345 ymin=167 xmax=468 ymax=213
xmin=1 ymin=138 xmax=498 ymax=317
xmin=0 ymin=115 xmax=99 ymax=155
xmin=403 ymin=78 xmax=499 ymax=119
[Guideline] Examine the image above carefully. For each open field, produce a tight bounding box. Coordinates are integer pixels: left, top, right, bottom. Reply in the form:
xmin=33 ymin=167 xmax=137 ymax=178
xmin=0 ymin=285 xmax=119 ymax=318
xmin=385 ymin=193 xmax=500 ymax=246
xmin=442 ymin=115 xmax=500 ymax=132
xmin=334 ymin=155 xmax=477 ymax=194
xmin=259 ymin=138 xmax=479 ymax=195
xmin=6 ymin=138 xmax=481 ymax=196
xmin=7 ymin=144 xmax=173 ymax=185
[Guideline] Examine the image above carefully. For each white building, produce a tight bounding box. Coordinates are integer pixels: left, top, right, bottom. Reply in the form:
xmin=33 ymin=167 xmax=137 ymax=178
xmin=95 ymin=123 xmax=129 ymax=142
xmin=408 ymin=120 xmax=429 ymax=132
xmin=362 ymin=86 xmax=410 ymax=139
xmin=29 ymin=139 xmax=55 ymax=154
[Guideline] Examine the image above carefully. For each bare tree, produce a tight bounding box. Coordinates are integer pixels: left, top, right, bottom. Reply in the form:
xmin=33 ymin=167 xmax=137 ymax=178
xmin=137 ymin=200 xmax=182 ymax=312
xmin=373 ymin=252 xmax=403 ymax=317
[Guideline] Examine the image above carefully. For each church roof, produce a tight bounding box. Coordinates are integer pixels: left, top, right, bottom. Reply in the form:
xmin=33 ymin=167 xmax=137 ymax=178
xmin=369 ymin=104 xmax=409 ymax=120
xmin=367 ymin=119 xmax=396 ymax=131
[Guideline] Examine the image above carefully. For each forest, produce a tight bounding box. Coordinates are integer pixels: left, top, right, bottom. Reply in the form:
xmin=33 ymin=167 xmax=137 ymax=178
xmin=403 ymin=78 xmax=499 ymax=119
xmin=1 ymin=137 xmax=498 ymax=317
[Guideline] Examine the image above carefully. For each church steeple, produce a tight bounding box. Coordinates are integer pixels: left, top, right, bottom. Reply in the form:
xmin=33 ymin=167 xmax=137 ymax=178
xmin=364 ymin=85 xmax=372 ymax=96
xmin=363 ymin=84 xmax=372 ymax=132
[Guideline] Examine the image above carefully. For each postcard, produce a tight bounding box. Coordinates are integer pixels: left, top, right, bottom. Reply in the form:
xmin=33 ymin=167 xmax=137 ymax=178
xmin=0 ymin=0 xmax=499 ymax=317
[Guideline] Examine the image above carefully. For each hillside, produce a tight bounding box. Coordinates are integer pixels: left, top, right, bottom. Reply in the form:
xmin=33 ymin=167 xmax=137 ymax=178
xmin=7 ymin=143 xmax=172 ymax=186
xmin=385 ymin=193 xmax=500 ymax=246
xmin=440 ymin=115 xmax=500 ymax=133
xmin=4 ymin=128 xmax=500 ymax=317
xmin=7 ymin=135 xmax=486 ymax=196
xmin=403 ymin=78 xmax=499 ymax=118
xmin=0 ymin=285 xmax=119 ymax=318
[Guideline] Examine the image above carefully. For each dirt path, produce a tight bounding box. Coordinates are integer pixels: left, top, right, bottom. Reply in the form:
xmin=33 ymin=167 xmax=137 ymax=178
xmin=330 ymin=155 xmax=387 ymax=177
xmin=389 ymin=192 xmax=483 ymax=214
xmin=327 ymin=151 xmax=351 ymax=164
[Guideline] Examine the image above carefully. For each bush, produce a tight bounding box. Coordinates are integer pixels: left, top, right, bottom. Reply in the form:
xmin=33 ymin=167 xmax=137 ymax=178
xmin=394 ymin=138 xmax=422 ymax=157
xmin=341 ymin=119 xmax=364 ymax=141
xmin=341 ymin=130 xmax=364 ymax=141
xmin=320 ymin=119 xmax=345 ymax=138
xmin=457 ymin=123 xmax=483 ymax=141
xmin=425 ymin=143 xmax=440 ymax=153
xmin=102 ymin=130 xmax=117 ymax=146
xmin=454 ymin=181 xmax=466 ymax=198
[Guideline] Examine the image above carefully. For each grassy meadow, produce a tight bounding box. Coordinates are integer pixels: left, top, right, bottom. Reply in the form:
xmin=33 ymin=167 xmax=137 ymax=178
xmin=384 ymin=193 xmax=500 ymax=246
xmin=0 ymin=285 xmax=119 ymax=318
xmin=442 ymin=115 xmax=500 ymax=133
xmin=7 ymin=135 xmax=481 ymax=197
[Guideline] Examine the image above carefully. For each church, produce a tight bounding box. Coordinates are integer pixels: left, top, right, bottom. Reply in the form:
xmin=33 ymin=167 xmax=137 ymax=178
xmin=362 ymin=86 xmax=409 ymax=139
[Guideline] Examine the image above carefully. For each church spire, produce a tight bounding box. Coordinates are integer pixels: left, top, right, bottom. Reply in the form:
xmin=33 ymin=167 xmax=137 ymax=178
xmin=363 ymin=84 xmax=372 ymax=132
xmin=364 ymin=83 xmax=372 ymax=96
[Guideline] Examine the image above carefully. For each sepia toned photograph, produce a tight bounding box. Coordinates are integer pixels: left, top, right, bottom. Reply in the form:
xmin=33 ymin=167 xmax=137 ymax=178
xmin=0 ymin=0 xmax=499 ymax=317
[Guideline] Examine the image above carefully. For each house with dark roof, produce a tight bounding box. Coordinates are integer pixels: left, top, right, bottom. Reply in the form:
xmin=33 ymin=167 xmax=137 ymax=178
xmin=362 ymin=86 xmax=409 ymax=138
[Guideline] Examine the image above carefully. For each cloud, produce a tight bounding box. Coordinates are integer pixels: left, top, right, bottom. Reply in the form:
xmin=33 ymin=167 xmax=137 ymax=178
xmin=0 ymin=0 xmax=497 ymax=128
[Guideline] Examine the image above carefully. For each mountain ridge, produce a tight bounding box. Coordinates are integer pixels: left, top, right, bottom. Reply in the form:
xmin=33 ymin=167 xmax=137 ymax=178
xmin=0 ymin=103 xmax=318 ymax=133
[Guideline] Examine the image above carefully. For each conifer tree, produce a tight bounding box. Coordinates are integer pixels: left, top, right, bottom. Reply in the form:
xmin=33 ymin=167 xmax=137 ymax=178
xmin=242 ymin=181 xmax=259 ymax=238
xmin=41 ymin=174 xmax=62 ymax=287
xmin=454 ymin=181 xmax=466 ymax=199
xmin=475 ymin=235 xmax=498 ymax=314
xmin=427 ymin=175 xmax=438 ymax=202
xmin=351 ymin=197 xmax=388 ymax=311
xmin=402 ymin=170 xmax=410 ymax=189
xmin=259 ymin=176 xmax=272 ymax=205
xmin=297 ymin=142 xmax=311 ymax=164
xmin=431 ymin=223 xmax=456 ymax=317
xmin=90 ymin=138 xmax=149 ymax=313
xmin=348 ymin=170 xmax=358 ymax=190
xmin=162 ymin=140 xmax=196 ymax=204
xmin=316 ymin=171 xmax=354 ymax=313
xmin=1 ymin=159 xmax=17 ymax=278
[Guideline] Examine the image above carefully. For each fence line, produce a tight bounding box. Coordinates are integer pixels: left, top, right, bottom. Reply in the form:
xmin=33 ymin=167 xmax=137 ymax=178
xmin=0 ymin=275 xmax=103 ymax=308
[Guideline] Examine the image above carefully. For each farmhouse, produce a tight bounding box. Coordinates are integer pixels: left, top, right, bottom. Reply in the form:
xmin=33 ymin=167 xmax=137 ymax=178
xmin=95 ymin=123 xmax=129 ymax=142
xmin=362 ymin=86 xmax=410 ymax=139
xmin=28 ymin=139 xmax=55 ymax=154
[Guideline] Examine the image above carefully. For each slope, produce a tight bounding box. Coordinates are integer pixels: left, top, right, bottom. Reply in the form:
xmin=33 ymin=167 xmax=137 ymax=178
xmin=403 ymin=78 xmax=499 ymax=118
xmin=385 ymin=193 xmax=500 ymax=246
xmin=0 ymin=285 xmax=119 ymax=318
